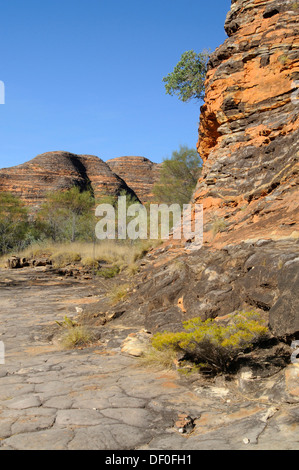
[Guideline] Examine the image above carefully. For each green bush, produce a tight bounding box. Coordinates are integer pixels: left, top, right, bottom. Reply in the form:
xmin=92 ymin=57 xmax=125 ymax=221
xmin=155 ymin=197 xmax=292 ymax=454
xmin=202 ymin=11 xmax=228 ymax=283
xmin=0 ymin=192 xmax=30 ymax=255
xmin=97 ymin=266 xmax=120 ymax=279
xmin=151 ymin=311 xmax=269 ymax=373
xmin=153 ymin=146 xmax=202 ymax=207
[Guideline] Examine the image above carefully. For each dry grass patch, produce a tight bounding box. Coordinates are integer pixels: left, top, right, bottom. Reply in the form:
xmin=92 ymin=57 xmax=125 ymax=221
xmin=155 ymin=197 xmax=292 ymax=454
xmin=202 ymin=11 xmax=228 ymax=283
xmin=138 ymin=346 xmax=178 ymax=371
xmin=4 ymin=238 xmax=160 ymax=271
xmin=60 ymin=325 xmax=93 ymax=349
xmin=107 ymin=283 xmax=131 ymax=305
xmin=55 ymin=315 xmax=94 ymax=349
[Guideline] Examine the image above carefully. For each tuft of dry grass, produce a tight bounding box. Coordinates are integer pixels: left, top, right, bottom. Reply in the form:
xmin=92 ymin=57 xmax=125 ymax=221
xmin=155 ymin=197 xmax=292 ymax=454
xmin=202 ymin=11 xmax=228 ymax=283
xmin=60 ymin=325 xmax=93 ymax=349
xmin=55 ymin=315 xmax=94 ymax=349
xmin=210 ymin=216 xmax=227 ymax=237
xmin=107 ymin=283 xmax=130 ymax=304
xmin=138 ymin=346 xmax=177 ymax=371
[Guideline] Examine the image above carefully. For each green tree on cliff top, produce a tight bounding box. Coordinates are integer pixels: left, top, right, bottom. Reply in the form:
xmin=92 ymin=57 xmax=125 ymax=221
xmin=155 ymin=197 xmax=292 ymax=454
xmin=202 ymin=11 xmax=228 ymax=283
xmin=163 ymin=49 xmax=210 ymax=103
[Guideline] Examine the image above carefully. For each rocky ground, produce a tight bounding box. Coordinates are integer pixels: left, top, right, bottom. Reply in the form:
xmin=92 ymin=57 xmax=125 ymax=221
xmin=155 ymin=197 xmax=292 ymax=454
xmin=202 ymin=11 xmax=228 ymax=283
xmin=0 ymin=266 xmax=298 ymax=451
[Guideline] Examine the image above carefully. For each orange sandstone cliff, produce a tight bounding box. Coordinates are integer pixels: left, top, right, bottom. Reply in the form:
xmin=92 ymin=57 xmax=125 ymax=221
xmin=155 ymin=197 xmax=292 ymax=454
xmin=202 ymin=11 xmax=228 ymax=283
xmin=195 ymin=0 xmax=299 ymax=246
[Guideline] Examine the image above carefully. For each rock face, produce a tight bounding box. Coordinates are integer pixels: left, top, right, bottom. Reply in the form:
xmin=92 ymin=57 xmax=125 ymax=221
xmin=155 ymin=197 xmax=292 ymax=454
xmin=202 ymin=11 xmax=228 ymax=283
xmin=106 ymin=0 xmax=299 ymax=341
xmin=195 ymin=0 xmax=299 ymax=246
xmin=190 ymin=0 xmax=299 ymax=337
xmin=0 ymin=151 xmax=138 ymax=210
xmin=116 ymin=239 xmax=299 ymax=339
xmin=106 ymin=156 xmax=161 ymax=204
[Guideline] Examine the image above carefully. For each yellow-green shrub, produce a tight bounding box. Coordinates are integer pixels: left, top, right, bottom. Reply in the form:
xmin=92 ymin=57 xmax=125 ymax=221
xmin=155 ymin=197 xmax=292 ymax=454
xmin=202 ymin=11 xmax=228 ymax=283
xmin=151 ymin=310 xmax=268 ymax=373
xmin=97 ymin=266 xmax=120 ymax=279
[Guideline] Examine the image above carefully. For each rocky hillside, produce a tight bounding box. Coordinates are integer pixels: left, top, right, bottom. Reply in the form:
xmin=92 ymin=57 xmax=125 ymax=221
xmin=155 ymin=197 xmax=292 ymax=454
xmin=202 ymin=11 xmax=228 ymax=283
xmin=104 ymin=0 xmax=298 ymax=345
xmin=0 ymin=151 xmax=160 ymax=209
xmin=106 ymin=156 xmax=161 ymax=204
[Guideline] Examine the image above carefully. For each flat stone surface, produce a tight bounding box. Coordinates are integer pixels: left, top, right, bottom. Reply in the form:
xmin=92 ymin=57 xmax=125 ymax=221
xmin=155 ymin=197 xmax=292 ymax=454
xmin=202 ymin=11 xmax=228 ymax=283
xmin=5 ymin=395 xmax=42 ymax=410
xmin=0 ymin=268 xmax=298 ymax=450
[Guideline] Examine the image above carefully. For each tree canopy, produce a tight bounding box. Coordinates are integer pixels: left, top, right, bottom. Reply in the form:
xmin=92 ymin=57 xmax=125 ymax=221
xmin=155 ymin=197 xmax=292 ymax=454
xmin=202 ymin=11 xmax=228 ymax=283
xmin=153 ymin=146 xmax=202 ymax=206
xmin=163 ymin=49 xmax=210 ymax=103
xmin=0 ymin=192 xmax=29 ymax=254
xmin=38 ymin=186 xmax=95 ymax=242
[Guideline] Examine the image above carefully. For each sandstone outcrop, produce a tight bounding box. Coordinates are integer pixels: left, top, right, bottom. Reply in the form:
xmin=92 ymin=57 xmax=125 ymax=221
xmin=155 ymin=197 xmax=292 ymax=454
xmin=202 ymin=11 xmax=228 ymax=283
xmin=0 ymin=151 xmax=138 ymax=210
xmin=190 ymin=0 xmax=299 ymax=338
xmin=104 ymin=1 xmax=299 ymax=343
xmin=195 ymin=0 xmax=299 ymax=246
xmin=106 ymin=156 xmax=161 ymax=204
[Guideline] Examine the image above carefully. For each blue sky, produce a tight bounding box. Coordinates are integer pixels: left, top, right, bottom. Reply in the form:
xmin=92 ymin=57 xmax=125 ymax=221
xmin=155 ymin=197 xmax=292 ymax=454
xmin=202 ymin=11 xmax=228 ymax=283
xmin=0 ymin=0 xmax=231 ymax=168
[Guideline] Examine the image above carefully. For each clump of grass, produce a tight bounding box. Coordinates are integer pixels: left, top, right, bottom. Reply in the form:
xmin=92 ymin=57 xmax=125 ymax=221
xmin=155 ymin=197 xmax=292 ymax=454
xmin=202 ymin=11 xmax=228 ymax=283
xmin=278 ymin=55 xmax=290 ymax=66
xmin=277 ymin=258 xmax=284 ymax=270
xmin=61 ymin=326 xmax=93 ymax=349
xmin=151 ymin=310 xmax=269 ymax=374
xmin=55 ymin=315 xmax=93 ymax=349
xmin=51 ymin=251 xmax=82 ymax=268
xmin=81 ymin=257 xmax=99 ymax=269
xmin=210 ymin=216 xmax=227 ymax=237
xmin=168 ymin=259 xmax=185 ymax=275
xmin=139 ymin=346 xmax=178 ymax=370
xmin=108 ymin=283 xmax=130 ymax=304
xmin=126 ymin=263 xmax=139 ymax=276
xmin=55 ymin=315 xmax=78 ymax=328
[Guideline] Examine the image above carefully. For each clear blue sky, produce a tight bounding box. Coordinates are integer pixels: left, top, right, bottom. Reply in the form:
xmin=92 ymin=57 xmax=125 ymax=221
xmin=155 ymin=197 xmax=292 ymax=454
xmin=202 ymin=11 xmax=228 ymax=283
xmin=0 ymin=0 xmax=231 ymax=168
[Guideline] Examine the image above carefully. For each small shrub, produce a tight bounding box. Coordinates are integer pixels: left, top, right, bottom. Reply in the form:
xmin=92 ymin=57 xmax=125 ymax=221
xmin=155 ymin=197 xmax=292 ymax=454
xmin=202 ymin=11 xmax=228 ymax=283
xmin=97 ymin=266 xmax=120 ymax=279
xmin=55 ymin=315 xmax=78 ymax=328
xmin=151 ymin=311 xmax=269 ymax=373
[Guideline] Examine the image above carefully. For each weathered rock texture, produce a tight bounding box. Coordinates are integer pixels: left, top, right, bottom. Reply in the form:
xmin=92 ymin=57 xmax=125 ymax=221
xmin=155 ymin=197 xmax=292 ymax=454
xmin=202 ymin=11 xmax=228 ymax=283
xmin=1 ymin=267 xmax=298 ymax=450
xmin=0 ymin=151 xmax=139 ymax=210
xmin=105 ymin=0 xmax=299 ymax=341
xmin=189 ymin=0 xmax=299 ymax=338
xmin=106 ymin=156 xmax=161 ymax=204
xmin=195 ymin=0 xmax=299 ymax=246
